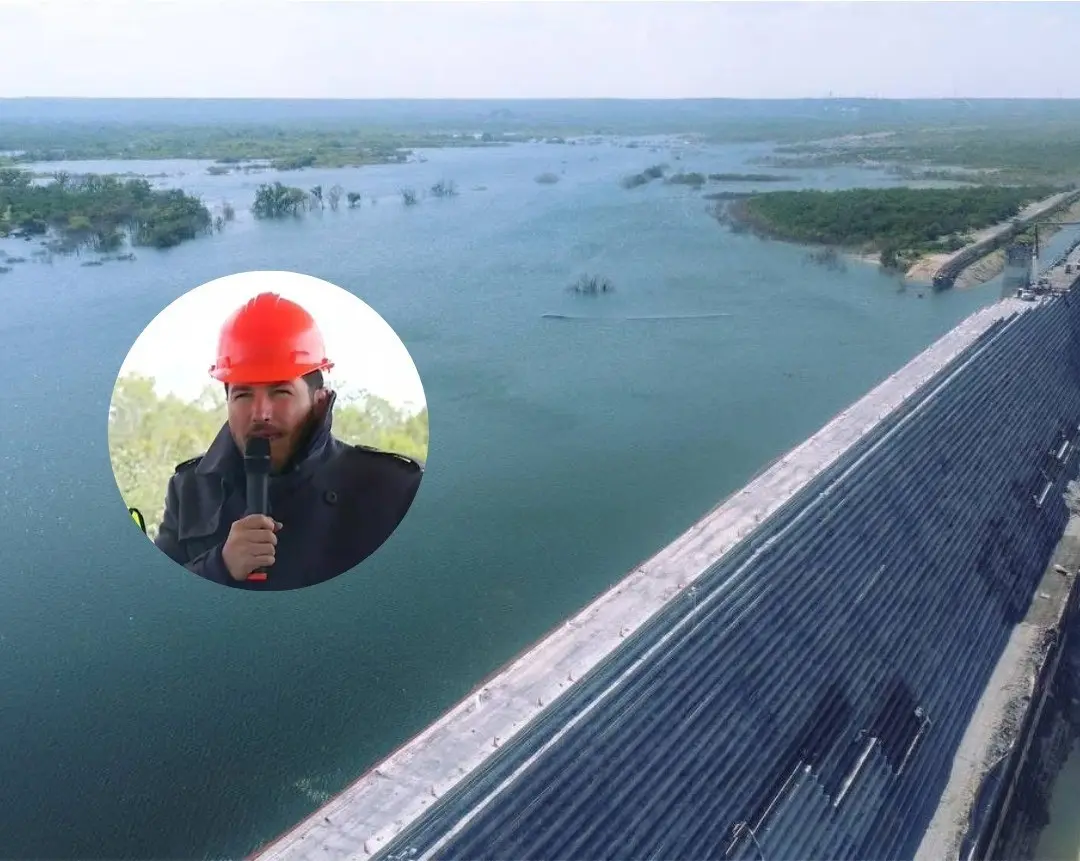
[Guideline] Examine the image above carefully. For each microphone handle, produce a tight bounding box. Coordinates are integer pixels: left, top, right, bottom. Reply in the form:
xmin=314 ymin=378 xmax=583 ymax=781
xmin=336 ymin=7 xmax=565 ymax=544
xmin=245 ymin=473 xmax=270 ymax=581
xmin=246 ymin=473 xmax=270 ymax=517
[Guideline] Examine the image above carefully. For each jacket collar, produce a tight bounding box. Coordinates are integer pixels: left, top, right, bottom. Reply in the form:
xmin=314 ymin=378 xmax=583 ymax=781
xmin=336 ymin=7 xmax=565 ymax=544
xmin=196 ymin=390 xmax=338 ymax=481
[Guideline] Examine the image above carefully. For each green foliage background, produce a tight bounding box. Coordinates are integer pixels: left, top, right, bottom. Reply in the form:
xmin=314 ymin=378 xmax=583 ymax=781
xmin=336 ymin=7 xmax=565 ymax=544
xmin=109 ymin=373 xmax=429 ymax=538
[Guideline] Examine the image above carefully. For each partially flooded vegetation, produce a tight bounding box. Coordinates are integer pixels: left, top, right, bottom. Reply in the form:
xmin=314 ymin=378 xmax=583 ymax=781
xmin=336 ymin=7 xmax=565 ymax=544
xmin=7 ymin=107 xmax=1080 ymax=287
xmin=621 ymin=166 xmax=791 ymax=191
xmin=569 ymin=274 xmax=615 ymax=296
xmin=0 ymin=168 xmax=211 ymax=254
xmin=621 ymin=163 xmax=669 ymax=188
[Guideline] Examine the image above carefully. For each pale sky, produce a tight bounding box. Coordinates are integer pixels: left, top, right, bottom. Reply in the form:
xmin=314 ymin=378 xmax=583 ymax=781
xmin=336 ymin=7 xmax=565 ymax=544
xmin=117 ymin=271 xmax=427 ymax=413
xmin=1 ymin=1 xmax=1079 ymax=99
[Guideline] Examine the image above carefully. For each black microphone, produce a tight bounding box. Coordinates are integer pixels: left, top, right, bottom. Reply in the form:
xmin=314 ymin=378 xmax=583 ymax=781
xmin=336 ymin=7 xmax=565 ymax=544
xmin=244 ymin=437 xmax=272 ymax=581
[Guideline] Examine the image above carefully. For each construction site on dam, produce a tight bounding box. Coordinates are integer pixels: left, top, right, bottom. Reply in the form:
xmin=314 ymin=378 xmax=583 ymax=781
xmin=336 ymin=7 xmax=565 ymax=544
xmin=253 ymin=246 xmax=1080 ymax=861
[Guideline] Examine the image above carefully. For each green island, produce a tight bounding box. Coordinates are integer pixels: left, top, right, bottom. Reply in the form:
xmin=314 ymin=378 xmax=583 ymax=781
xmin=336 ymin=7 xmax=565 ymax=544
xmin=620 ymin=166 xmax=711 ymax=189
xmin=109 ymin=373 xmax=429 ymax=538
xmin=722 ymin=185 xmax=1058 ymax=270
xmin=621 ymin=163 xmax=670 ymax=188
xmin=0 ymin=168 xmax=212 ymax=251
xmin=621 ymin=165 xmax=796 ymax=191
xmin=709 ymin=173 xmax=790 ymax=182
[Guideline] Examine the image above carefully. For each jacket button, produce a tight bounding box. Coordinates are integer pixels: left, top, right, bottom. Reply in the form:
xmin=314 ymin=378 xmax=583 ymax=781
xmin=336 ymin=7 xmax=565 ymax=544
xmin=324 ymin=490 xmax=338 ymax=505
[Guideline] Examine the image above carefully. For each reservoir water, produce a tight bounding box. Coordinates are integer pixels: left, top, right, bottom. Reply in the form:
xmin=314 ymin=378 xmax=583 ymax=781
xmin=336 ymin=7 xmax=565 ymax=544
xmin=1039 ymin=742 xmax=1080 ymax=861
xmin=0 ymin=137 xmax=1075 ymax=857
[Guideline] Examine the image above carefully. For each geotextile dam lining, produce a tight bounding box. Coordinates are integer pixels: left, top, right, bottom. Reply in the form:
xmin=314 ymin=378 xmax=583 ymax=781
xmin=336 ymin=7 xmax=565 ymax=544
xmin=255 ymin=286 xmax=1080 ymax=861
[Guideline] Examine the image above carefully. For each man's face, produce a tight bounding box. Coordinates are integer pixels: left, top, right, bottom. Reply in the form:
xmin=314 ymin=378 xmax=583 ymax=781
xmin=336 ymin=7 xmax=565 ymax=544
xmin=227 ymin=377 xmax=326 ymax=470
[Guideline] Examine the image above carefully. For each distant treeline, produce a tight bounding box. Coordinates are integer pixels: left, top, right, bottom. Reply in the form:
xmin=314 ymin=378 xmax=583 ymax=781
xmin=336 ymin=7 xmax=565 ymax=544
xmin=109 ymin=373 xmax=428 ymax=537
xmin=759 ymin=125 xmax=1080 ymax=186
xmin=0 ymin=123 xmax=510 ymax=170
xmin=11 ymin=101 xmax=1080 ymax=154
xmin=0 ymin=169 xmax=211 ymax=250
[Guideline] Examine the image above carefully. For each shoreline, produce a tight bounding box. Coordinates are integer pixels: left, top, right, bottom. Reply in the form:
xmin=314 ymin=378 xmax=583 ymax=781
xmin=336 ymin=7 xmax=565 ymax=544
xmin=926 ymin=192 xmax=1080 ymax=290
xmin=726 ymin=189 xmax=1080 ymax=291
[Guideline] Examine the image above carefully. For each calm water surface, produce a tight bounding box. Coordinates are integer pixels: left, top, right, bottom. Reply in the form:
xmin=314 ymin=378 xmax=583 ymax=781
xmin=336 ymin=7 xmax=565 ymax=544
xmin=1039 ymin=741 xmax=1080 ymax=861
xmin=0 ymin=139 xmax=1075 ymax=858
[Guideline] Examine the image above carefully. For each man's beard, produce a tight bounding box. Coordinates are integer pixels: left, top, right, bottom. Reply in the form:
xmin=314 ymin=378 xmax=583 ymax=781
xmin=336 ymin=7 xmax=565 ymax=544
xmin=267 ymin=408 xmax=322 ymax=474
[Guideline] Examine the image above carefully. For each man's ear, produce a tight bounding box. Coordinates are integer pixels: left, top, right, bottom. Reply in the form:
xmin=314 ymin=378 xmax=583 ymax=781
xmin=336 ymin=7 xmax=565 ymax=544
xmin=313 ymin=387 xmax=330 ymax=408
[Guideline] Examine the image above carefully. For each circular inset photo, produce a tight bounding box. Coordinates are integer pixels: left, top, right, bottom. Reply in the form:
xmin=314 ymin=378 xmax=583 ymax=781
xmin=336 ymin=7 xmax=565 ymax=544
xmin=109 ymin=271 xmax=427 ymax=591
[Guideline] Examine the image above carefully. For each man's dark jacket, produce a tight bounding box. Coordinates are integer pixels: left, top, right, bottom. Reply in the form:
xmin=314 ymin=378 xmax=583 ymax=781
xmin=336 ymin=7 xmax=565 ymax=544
xmin=154 ymin=393 xmax=423 ymax=590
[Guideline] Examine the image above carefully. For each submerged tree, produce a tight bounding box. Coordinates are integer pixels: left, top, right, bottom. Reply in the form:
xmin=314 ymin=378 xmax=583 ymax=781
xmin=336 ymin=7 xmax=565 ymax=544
xmin=252 ymin=181 xmax=309 ymax=218
xmin=401 ymin=188 xmax=419 ymax=206
xmin=430 ymin=179 xmax=458 ymax=198
xmin=129 ymin=189 xmax=213 ymax=248
xmin=568 ymin=274 xmax=615 ymax=296
xmin=880 ymin=244 xmax=902 ymax=270
xmin=347 ymin=191 xmax=362 ymax=208
xmin=327 ymin=184 xmax=344 ymax=211
xmin=804 ymin=247 xmax=847 ymax=272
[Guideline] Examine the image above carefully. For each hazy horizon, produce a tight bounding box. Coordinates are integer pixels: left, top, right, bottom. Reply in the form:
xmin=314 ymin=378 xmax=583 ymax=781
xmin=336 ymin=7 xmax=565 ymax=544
xmin=2 ymin=1 xmax=1079 ymax=100
xmin=8 ymin=95 xmax=1080 ymax=101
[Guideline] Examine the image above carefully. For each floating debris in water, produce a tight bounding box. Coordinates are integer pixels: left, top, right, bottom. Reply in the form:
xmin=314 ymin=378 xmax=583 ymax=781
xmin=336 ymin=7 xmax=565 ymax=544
xmin=544 ymin=312 xmax=733 ymax=321
xmin=568 ymin=274 xmax=615 ymax=296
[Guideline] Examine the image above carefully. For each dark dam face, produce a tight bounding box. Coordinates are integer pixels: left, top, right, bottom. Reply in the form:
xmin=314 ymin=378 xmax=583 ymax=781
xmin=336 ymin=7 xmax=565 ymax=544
xmin=380 ymin=296 xmax=1080 ymax=861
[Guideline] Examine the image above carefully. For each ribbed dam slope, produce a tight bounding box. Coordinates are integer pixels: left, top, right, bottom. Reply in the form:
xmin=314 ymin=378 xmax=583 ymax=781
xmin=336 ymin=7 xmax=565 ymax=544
xmin=364 ymin=293 xmax=1080 ymax=861
xmin=251 ymin=291 xmax=1080 ymax=861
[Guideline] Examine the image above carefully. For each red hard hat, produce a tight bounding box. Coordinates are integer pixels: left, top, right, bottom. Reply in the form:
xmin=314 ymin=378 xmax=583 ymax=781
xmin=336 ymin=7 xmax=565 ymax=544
xmin=209 ymin=292 xmax=334 ymax=384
